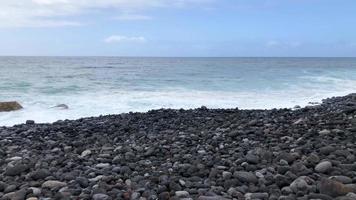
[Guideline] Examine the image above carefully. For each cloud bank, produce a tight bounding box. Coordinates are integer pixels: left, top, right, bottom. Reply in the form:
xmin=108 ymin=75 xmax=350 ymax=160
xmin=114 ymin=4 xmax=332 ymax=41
xmin=0 ymin=0 xmax=213 ymax=28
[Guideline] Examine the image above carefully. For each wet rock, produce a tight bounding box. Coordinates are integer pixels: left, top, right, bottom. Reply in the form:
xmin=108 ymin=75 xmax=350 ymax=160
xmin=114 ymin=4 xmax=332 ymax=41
xmin=52 ymin=104 xmax=69 ymax=110
xmin=0 ymin=101 xmax=23 ymax=112
xmin=26 ymin=120 xmax=35 ymax=125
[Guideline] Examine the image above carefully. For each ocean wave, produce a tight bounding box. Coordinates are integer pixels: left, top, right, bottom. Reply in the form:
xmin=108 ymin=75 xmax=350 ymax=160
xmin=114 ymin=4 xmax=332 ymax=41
xmin=1 ymin=85 xmax=355 ymax=126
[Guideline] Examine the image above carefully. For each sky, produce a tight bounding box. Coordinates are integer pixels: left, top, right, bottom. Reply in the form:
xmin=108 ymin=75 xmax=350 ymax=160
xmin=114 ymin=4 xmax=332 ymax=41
xmin=0 ymin=0 xmax=355 ymax=57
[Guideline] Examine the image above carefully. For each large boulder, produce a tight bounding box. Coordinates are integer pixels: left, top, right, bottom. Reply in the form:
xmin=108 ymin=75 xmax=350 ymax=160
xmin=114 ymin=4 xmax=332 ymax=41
xmin=0 ymin=101 xmax=23 ymax=112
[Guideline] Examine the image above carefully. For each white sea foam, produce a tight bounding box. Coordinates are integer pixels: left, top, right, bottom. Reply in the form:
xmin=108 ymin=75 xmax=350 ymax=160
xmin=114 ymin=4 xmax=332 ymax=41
xmin=1 ymin=77 xmax=356 ymax=127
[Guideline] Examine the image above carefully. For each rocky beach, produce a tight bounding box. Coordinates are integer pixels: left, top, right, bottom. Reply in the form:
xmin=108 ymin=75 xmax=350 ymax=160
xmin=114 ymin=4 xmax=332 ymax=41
xmin=2 ymin=94 xmax=356 ymax=200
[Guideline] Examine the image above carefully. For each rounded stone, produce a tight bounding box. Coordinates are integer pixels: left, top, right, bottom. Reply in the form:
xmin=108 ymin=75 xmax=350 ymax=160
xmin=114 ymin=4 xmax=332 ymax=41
xmin=315 ymin=161 xmax=332 ymax=173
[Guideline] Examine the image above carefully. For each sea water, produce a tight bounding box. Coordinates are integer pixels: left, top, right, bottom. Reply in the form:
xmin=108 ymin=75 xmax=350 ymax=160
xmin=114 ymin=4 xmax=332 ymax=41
xmin=1 ymin=57 xmax=356 ymax=126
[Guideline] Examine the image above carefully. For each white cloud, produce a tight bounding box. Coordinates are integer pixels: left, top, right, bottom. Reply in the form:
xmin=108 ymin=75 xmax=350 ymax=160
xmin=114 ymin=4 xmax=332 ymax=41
xmin=104 ymin=35 xmax=146 ymax=43
xmin=0 ymin=0 xmax=213 ymax=28
xmin=114 ymin=13 xmax=152 ymax=21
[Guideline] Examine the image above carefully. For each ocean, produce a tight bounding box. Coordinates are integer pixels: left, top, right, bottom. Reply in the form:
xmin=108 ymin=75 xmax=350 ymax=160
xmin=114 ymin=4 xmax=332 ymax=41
xmin=1 ymin=57 xmax=356 ymax=126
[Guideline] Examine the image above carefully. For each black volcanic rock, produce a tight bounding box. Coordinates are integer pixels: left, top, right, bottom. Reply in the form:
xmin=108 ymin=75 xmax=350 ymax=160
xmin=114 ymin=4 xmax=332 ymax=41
xmin=1 ymin=94 xmax=356 ymax=199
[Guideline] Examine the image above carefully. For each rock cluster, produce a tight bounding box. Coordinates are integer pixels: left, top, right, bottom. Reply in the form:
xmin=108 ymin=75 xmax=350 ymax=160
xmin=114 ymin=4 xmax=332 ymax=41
xmin=2 ymin=94 xmax=356 ymax=199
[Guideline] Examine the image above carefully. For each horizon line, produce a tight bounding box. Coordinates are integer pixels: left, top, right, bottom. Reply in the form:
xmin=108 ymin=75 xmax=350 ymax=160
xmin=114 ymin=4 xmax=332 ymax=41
xmin=1 ymin=55 xmax=356 ymax=58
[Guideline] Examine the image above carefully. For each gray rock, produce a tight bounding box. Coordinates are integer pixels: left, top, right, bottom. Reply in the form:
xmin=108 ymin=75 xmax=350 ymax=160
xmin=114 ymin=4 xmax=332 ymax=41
xmin=175 ymin=191 xmax=189 ymax=198
xmin=320 ymin=146 xmax=336 ymax=155
xmin=0 ymin=182 xmax=7 ymax=192
xmin=76 ymin=177 xmax=89 ymax=188
xmin=245 ymin=192 xmax=269 ymax=199
xmin=41 ymin=180 xmax=67 ymax=189
xmin=315 ymin=161 xmax=332 ymax=173
xmin=245 ymin=153 xmax=259 ymax=164
xmin=222 ymin=171 xmax=232 ymax=180
xmin=2 ymin=189 xmax=26 ymax=200
xmin=95 ymin=163 xmax=110 ymax=168
xmin=330 ymin=176 xmax=353 ymax=184
xmin=29 ymin=169 xmax=51 ymax=180
xmin=4 ymin=164 xmax=29 ymax=176
xmin=197 ymin=196 xmax=229 ymax=200
xmin=4 ymin=185 xmax=17 ymax=193
xmin=290 ymin=176 xmax=314 ymax=193
xmin=234 ymin=171 xmax=258 ymax=184
xmin=92 ymin=193 xmax=110 ymax=200
xmin=319 ymin=129 xmax=331 ymax=135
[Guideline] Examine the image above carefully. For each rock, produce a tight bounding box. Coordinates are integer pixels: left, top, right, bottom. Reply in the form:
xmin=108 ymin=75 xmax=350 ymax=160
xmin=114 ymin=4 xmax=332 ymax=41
xmin=346 ymin=192 xmax=356 ymax=198
xmin=92 ymin=193 xmax=110 ymax=200
xmin=319 ymin=178 xmax=356 ymax=197
xmin=26 ymin=120 xmax=35 ymax=125
xmin=4 ymin=185 xmax=17 ymax=193
xmin=290 ymin=176 xmax=314 ymax=193
xmin=76 ymin=177 xmax=89 ymax=188
xmin=4 ymin=164 xmax=29 ymax=176
xmin=0 ymin=182 xmax=7 ymax=192
xmin=320 ymin=146 xmax=336 ymax=155
xmin=158 ymin=192 xmax=170 ymax=200
xmin=276 ymin=152 xmax=296 ymax=164
xmin=29 ymin=187 xmax=41 ymax=196
xmin=197 ymin=196 xmax=229 ymax=200
xmin=6 ymin=157 xmax=22 ymax=162
xmin=245 ymin=193 xmax=269 ymax=200
xmin=0 ymin=101 xmax=23 ymax=112
xmin=234 ymin=171 xmax=258 ymax=184
xmin=175 ymin=191 xmax=189 ymax=198
xmin=245 ymin=153 xmax=259 ymax=164
xmin=315 ymin=161 xmax=332 ymax=173
xmin=330 ymin=176 xmax=353 ymax=184
xmin=29 ymin=169 xmax=51 ymax=180
xmin=222 ymin=171 xmax=232 ymax=180
xmin=27 ymin=198 xmax=39 ymax=200
xmin=95 ymin=163 xmax=110 ymax=168
xmin=319 ymin=129 xmax=331 ymax=135
xmin=2 ymin=189 xmax=26 ymax=200
xmin=41 ymin=180 xmax=67 ymax=189
xmin=80 ymin=149 xmax=92 ymax=157
xmin=308 ymin=193 xmax=333 ymax=200
xmin=52 ymin=104 xmax=69 ymax=109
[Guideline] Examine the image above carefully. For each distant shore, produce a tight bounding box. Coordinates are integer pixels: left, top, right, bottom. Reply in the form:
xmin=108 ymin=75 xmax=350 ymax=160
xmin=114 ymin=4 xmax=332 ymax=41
xmin=1 ymin=94 xmax=356 ymax=199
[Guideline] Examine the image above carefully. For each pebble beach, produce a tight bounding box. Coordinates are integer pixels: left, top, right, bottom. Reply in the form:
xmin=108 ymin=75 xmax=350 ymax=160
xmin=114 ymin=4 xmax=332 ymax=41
xmin=2 ymin=94 xmax=356 ymax=199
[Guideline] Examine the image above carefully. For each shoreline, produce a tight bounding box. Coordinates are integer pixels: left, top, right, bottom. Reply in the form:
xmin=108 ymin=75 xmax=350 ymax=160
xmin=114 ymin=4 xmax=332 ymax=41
xmin=1 ymin=94 xmax=356 ymax=199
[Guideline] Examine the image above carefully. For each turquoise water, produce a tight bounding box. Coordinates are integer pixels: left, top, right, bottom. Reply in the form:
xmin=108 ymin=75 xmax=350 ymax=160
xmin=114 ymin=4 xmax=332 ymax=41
xmin=1 ymin=57 xmax=356 ymax=126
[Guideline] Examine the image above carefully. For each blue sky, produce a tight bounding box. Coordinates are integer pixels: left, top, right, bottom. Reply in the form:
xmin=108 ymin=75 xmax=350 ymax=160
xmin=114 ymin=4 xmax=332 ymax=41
xmin=0 ymin=0 xmax=355 ymax=56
